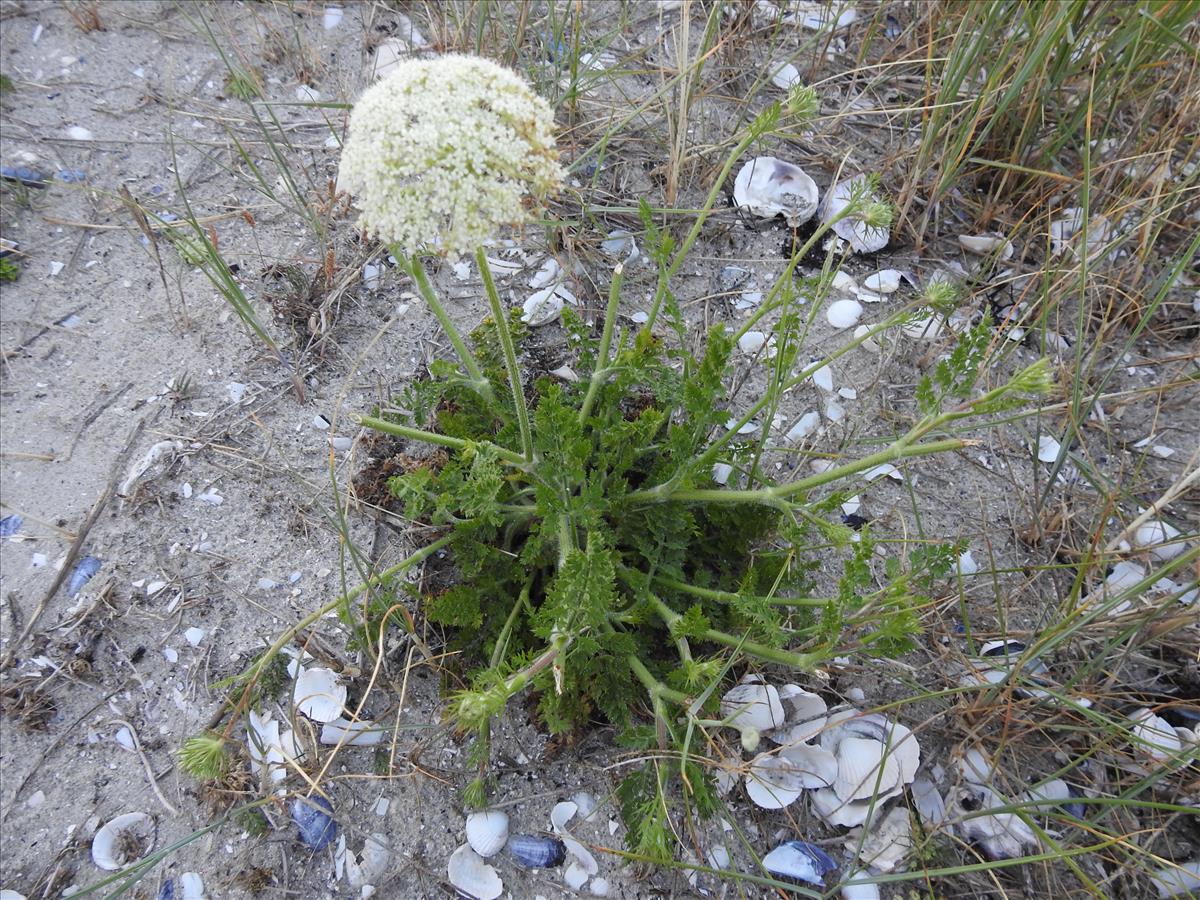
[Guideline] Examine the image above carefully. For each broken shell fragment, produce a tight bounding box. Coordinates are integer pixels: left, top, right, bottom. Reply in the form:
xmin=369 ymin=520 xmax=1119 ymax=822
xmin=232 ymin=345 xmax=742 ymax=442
xmin=948 ymin=784 xmax=1037 ymax=860
xmin=762 ymin=840 xmax=838 ymax=886
xmin=810 ymin=787 xmax=880 ymax=828
xmin=958 ymin=234 xmax=1014 ymax=260
xmin=862 ymin=270 xmax=900 ymax=294
xmin=779 ymin=741 xmax=839 ymax=788
xmin=821 ymin=175 xmax=890 ymax=254
xmin=1149 ymin=859 xmax=1200 ymax=899
xmin=721 ymin=681 xmax=786 ymax=732
xmin=1130 ymin=708 xmax=1182 ymax=763
xmin=291 ymin=795 xmax=337 ymax=850
xmin=319 ymin=717 xmax=384 ymax=746
xmin=767 ymin=684 xmax=828 ymax=745
xmin=1131 ymin=520 xmax=1183 ymax=561
xmin=733 ymin=157 xmax=819 ymax=227
xmin=522 ymin=287 xmax=565 ymax=326
xmin=448 ymin=844 xmax=503 ymax=900
xmin=847 ymin=806 xmax=912 ymax=873
xmin=294 ymin=666 xmax=347 ymax=723
xmin=508 ymin=834 xmax=566 ymax=868
xmin=92 ymin=812 xmax=155 ymax=870
xmin=337 ymin=833 xmax=391 ymax=889
xmin=465 ymin=809 xmax=510 ymax=858
xmin=67 ymin=556 xmax=102 ymax=598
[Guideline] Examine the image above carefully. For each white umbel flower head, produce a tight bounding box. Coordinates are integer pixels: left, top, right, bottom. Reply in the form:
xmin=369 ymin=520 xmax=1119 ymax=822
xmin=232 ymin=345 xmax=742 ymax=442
xmin=339 ymin=54 xmax=563 ymax=256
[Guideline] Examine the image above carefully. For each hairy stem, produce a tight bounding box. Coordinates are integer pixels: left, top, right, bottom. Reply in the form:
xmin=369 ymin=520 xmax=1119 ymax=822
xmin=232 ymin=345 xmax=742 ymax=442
xmin=353 ymin=414 xmax=527 ymax=467
xmin=477 ymin=247 xmax=534 ymax=461
xmin=628 ymin=654 xmax=690 ymax=705
xmin=579 ymin=263 xmax=626 ymax=422
xmin=401 ymin=250 xmax=491 ymax=396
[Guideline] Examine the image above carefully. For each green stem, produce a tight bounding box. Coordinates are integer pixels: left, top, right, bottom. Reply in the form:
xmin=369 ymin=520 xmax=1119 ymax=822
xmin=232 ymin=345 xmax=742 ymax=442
xmin=353 ymin=414 xmax=527 ymax=467
xmin=645 ymin=594 xmax=822 ymax=670
xmin=652 ymin=573 xmax=829 ymax=607
xmin=630 ymin=438 xmax=966 ymax=506
xmin=477 ymin=247 xmax=534 ymax=461
xmin=401 ymin=250 xmax=491 ymax=396
xmin=578 ymin=264 xmax=626 ymax=423
xmin=628 ymin=654 xmax=690 ymax=705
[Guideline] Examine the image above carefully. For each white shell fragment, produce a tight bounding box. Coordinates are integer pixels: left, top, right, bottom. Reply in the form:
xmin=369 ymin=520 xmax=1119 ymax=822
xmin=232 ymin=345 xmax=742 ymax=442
xmin=1149 ymin=859 xmax=1200 ymax=898
xmin=745 ymin=755 xmax=806 ymax=809
xmin=92 ymin=812 xmax=155 ymax=871
xmin=1049 ymin=208 xmax=1115 ymax=261
xmin=320 ymin=717 xmax=384 ymax=746
xmin=834 ymin=737 xmax=901 ymax=801
xmin=337 ymin=833 xmax=391 ymax=889
xmin=733 ymin=157 xmax=820 ymax=227
xmin=721 ymin=682 xmax=785 ymax=732
xmin=448 ymin=844 xmax=503 ymax=900
xmin=826 ymin=299 xmax=863 ymax=329
xmin=247 ymin=710 xmax=299 ymax=783
xmin=767 ymin=684 xmax=829 ymax=745
xmin=601 ymin=230 xmax=640 ymax=264
xmin=958 ymin=234 xmax=1014 ymax=259
xmin=948 ymin=784 xmax=1038 ymax=860
xmin=1131 ymin=520 xmax=1183 ymax=561
xmin=294 ymin=666 xmax=347 ymax=723
xmin=465 ymin=810 xmax=510 ymax=858
xmin=1130 ymin=708 xmax=1182 ymax=763
xmin=785 ymin=412 xmax=821 ymax=443
xmin=847 ymin=806 xmax=912 ymax=872
xmin=821 ymin=175 xmax=890 ymax=253
xmin=522 ymin=288 xmax=565 ymax=327
xmin=862 ymin=270 xmax=900 ymax=294
xmin=778 ymin=741 xmax=839 ymax=788
xmin=769 ymin=61 xmax=802 ymax=89
xmin=1036 ymin=435 xmax=1061 ymax=463
xmin=738 ymin=331 xmax=770 ymax=356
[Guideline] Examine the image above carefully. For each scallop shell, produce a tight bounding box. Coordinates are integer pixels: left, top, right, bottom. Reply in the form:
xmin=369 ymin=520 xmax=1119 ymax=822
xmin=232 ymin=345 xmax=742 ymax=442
xmin=745 ymin=755 xmax=805 ymax=809
xmin=733 ymin=157 xmax=819 ymax=227
xmin=821 ymin=709 xmax=921 ymax=787
xmin=779 ymin=741 xmax=838 ymax=788
xmin=720 ymin=682 xmax=785 ymax=732
xmin=821 ymin=175 xmax=889 ymax=254
xmin=834 ymin=737 xmax=901 ymax=802
xmin=465 ymin=810 xmax=509 ymax=858
xmin=810 ymin=787 xmax=880 ymax=828
xmin=768 ymin=684 xmax=828 ymax=746
xmin=294 ymin=666 xmax=346 ymax=723
xmin=862 ymin=270 xmax=900 ymax=294
xmin=91 ymin=812 xmax=155 ymax=871
xmin=447 ymin=844 xmax=503 ymax=900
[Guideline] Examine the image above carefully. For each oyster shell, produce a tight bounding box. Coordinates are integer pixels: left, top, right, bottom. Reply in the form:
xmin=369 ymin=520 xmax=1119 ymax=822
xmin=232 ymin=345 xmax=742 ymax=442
xmin=733 ymin=157 xmax=819 ymax=227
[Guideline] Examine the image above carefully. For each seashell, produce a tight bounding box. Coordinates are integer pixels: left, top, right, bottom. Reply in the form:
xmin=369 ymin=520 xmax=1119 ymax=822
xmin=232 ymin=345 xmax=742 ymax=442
xmin=0 ymin=893 xmax=28 ymax=900
xmin=294 ymin=666 xmax=346 ymax=723
xmin=909 ymin=774 xmax=947 ymax=827
xmin=901 ymin=311 xmax=945 ymax=340
xmin=719 ymin=266 xmax=751 ymax=291
xmin=769 ymin=61 xmax=801 ymax=89
xmin=91 ymin=812 xmax=155 ymax=870
xmin=0 ymin=514 xmax=22 ymax=537
xmin=745 ymin=755 xmax=805 ymax=809
xmin=821 ymin=176 xmax=889 ymax=254
xmin=823 ymin=709 xmax=921 ymax=787
xmin=826 ymin=299 xmax=863 ymax=329
xmin=571 ymin=790 xmax=599 ymax=822
xmin=1148 ymin=859 xmax=1200 ymax=898
xmin=956 ymin=551 xmax=978 ymax=576
xmin=779 ymin=741 xmax=838 ymax=788
xmin=761 ymin=840 xmax=838 ymax=886
xmin=320 ymin=716 xmax=384 ymax=746
xmin=852 ymin=324 xmax=880 ymax=352
xmin=1037 ymin=434 xmax=1061 ymax=463
xmin=958 ymin=234 xmax=1014 ymax=259
xmin=601 ymin=229 xmax=640 ymax=264
xmin=548 ymin=365 xmax=579 ymax=382
xmin=465 ymin=810 xmax=509 ymax=858
xmin=179 ymin=873 xmax=204 ymax=900
xmin=522 ymin=287 xmax=564 ymax=327
xmin=529 ymin=257 xmax=563 ymax=289
xmin=550 ymin=800 xmax=578 ymax=833
xmin=767 ymin=684 xmax=827 ymax=745
xmin=1132 ymin=520 xmax=1183 ymax=561
xmin=336 ymin=832 xmax=390 ymax=889
xmin=862 ymin=270 xmax=900 ymax=294
xmin=785 ymin=411 xmax=821 ymax=444
xmin=810 ymin=787 xmax=880 ymax=828
xmin=1049 ymin=208 xmax=1115 ymax=261
xmin=1 ymin=166 xmax=48 ymax=187
xmin=733 ymin=157 xmax=819 ymax=227
xmin=834 ymin=737 xmax=901 ymax=802
xmin=738 ymin=331 xmax=769 ymax=355
xmin=949 ymin=785 xmax=1037 ymax=860
xmin=1130 ymin=708 xmax=1182 ymax=763
xmin=847 ymin=806 xmax=912 ymax=873
xmin=447 ymin=844 xmax=503 ymax=900
xmin=841 ymin=878 xmax=881 ymax=900
xmin=158 ymin=881 xmax=174 ymax=900
xmin=67 ymin=556 xmax=102 ymax=598
xmin=1023 ymin=778 xmax=1083 ymax=819
xmin=291 ymin=795 xmax=337 ymax=850
xmin=508 ymin=834 xmax=566 ymax=868
xmin=720 ymin=682 xmax=785 ymax=732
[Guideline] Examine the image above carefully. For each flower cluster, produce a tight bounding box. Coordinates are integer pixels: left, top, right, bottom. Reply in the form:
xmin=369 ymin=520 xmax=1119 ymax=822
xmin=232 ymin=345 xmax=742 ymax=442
xmin=339 ymin=54 xmax=564 ymax=256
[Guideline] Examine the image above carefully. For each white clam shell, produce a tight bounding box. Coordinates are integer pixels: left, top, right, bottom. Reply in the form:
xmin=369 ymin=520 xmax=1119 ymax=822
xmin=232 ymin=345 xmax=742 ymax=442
xmin=821 ymin=708 xmax=921 ymax=787
xmin=465 ymin=810 xmax=510 ymax=858
xmin=948 ymin=785 xmax=1037 ymax=860
xmin=1130 ymin=708 xmax=1182 ymax=763
xmin=822 ymin=176 xmax=890 ymax=253
xmin=294 ymin=666 xmax=346 ymax=723
xmin=320 ymin=716 xmax=383 ymax=746
xmin=835 ymin=736 xmax=901 ymax=801
xmin=810 ymin=786 xmax=880 ymax=828
xmin=779 ymin=741 xmax=838 ymax=788
xmin=826 ymin=299 xmax=863 ymax=329
xmin=522 ymin=287 xmax=565 ymax=326
xmin=91 ymin=812 xmax=155 ymax=871
xmin=720 ymin=682 xmax=785 ymax=731
xmin=738 ymin=331 xmax=769 ymax=355
xmin=733 ymin=157 xmax=819 ymax=227
xmin=767 ymin=684 xmax=828 ymax=745
xmin=909 ymin=774 xmax=948 ymax=828
xmin=1148 ymin=859 xmax=1200 ymax=898
xmin=745 ymin=755 xmax=805 ymax=809
xmin=862 ymin=270 xmax=901 ymax=294
xmin=1132 ymin=520 xmax=1183 ymax=561
xmin=447 ymin=844 xmax=503 ymax=900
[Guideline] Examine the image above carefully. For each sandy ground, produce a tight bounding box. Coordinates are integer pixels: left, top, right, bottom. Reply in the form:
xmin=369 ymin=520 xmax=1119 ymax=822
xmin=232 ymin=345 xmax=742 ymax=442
xmin=1 ymin=2 xmax=1197 ymax=899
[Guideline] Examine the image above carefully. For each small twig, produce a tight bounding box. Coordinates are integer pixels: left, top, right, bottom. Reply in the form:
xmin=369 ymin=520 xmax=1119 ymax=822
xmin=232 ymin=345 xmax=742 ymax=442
xmin=110 ymin=718 xmax=179 ymax=815
xmin=0 ymin=419 xmax=146 ymax=671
